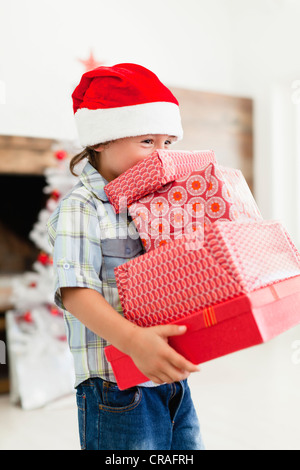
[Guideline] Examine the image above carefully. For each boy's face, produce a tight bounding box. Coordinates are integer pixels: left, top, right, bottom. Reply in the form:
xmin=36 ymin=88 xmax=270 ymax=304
xmin=94 ymin=134 xmax=177 ymax=182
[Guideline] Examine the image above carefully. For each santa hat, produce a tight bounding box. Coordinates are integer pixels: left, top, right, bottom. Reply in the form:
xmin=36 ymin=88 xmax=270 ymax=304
xmin=72 ymin=63 xmax=183 ymax=147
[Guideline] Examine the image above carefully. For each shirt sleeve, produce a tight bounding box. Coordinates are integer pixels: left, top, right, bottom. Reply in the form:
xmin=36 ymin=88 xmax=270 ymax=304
xmin=48 ymin=197 xmax=103 ymax=310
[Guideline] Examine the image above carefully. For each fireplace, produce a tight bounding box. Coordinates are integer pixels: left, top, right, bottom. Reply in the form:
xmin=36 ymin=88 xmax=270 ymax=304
xmin=0 ymin=174 xmax=47 ymax=274
xmin=0 ymin=135 xmax=57 ymax=393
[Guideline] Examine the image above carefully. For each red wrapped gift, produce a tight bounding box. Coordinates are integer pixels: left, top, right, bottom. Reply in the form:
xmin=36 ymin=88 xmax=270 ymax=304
xmin=105 ymin=275 xmax=300 ymax=389
xmin=114 ymin=220 xmax=300 ymax=327
xmin=104 ymin=149 xmax=216 ymax=213
xmin=128 ymin=174 xmax=206 ymax=252
xmin=129 ymin=163 xmax=262 ymax=252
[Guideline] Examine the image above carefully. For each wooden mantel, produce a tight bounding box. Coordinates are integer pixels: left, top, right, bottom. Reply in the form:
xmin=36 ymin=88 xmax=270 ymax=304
xmin=0 ymin=135 xmax=57 ymax=175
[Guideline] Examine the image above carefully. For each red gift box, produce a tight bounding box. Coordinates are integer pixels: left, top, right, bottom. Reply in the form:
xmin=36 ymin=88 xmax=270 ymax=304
xmin=105 ymin=275 xmax=300 ymax=390
xmin=114 ymin=221 xmax=300 ymax=328
xmin=104 ymin=149 xmax=216 ymax=213
xmin=129 ymin=162 xmax=262 ymax=252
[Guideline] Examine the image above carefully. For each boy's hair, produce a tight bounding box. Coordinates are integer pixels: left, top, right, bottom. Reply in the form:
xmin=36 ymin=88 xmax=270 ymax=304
xmin=70 ymin=142 xmax=111 ymax=176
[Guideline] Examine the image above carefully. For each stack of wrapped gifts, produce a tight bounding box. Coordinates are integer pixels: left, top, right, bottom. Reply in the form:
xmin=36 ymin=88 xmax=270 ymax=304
xmin=103 ymin=150 xmax=300 ymax=389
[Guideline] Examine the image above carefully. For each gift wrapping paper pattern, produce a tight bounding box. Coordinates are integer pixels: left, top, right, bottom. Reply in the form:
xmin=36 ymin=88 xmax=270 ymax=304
xmin=104 ymin=149 xmax=216 ymax=213
xmin=114 ymin=221 xmax=300 ymax=327
xmin=129 ymin=162 xmax=263 ymax=252
xmin=128 ymin=173 xmax=206 ymax=252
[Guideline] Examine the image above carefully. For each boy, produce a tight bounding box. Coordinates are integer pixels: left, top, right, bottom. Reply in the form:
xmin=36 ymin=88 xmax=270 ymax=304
xmin=47 ymin=63 xmax=204 ymax=450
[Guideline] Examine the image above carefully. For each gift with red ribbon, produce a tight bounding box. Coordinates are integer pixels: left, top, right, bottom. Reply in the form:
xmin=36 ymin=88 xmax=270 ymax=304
xmin=105 ymin=275 xmax=300 ymax=389
xmin=103 ymin=150 xmax=300 ymax=390
xmin=114 ymin=220 xmax=300 ymax=327
xmin=105 ymin=220 xmax=300 ymax=389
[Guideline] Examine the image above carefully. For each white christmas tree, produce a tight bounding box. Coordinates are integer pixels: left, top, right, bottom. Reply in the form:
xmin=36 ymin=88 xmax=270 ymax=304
xmin=6 ymin=144 xmax=80 ymax=410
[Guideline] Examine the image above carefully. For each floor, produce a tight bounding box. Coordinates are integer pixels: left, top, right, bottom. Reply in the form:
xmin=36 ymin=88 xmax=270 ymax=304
xmin=1 ymin=324 xmax=300 ymax=450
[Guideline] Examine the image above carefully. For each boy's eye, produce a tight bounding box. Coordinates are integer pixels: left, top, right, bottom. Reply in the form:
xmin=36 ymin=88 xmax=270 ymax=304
xmin=141 ymin=139 xmax=173 ymax=145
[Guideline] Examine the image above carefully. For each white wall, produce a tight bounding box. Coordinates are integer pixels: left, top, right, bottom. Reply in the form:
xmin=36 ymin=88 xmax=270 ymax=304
xmin=1 ymin=0 xmax=300 ymax=242
xmin=0 ymin=0 xmax=236 ymax=141
xmin=224 ymin=0 xmax=300 ymax=242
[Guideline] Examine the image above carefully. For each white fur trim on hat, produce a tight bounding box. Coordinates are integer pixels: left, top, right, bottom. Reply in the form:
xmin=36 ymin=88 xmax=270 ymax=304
xmin=74 ymin=101 xmax=183 ymax=147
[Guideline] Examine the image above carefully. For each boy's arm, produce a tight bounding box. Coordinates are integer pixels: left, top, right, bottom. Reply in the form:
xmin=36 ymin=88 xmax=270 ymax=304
xmin=61 ymin=286 xmax=199 ymax=385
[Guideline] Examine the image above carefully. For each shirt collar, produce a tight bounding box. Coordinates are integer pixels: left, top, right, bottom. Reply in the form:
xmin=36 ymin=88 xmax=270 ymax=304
xmin=79 ymin=161 xmax=109 ymax=202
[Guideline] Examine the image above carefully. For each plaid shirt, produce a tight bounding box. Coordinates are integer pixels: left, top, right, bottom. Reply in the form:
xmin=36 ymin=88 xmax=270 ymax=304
xmin=47 ymin=161 xmax=145 ymax=387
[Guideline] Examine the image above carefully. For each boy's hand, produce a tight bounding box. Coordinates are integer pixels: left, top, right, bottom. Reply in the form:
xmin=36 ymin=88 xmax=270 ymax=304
xmin=127 ymin=324 xmax=200 ymax=384
xmin=60 ymin=287 xmax=199 ymax=384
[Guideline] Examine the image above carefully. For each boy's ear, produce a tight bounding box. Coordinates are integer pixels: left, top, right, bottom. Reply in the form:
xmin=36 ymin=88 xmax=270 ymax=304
xmin=91 ymin=141 xmax=111 ymax=152
xmin=92 ymin=145 xmax=104 ymax=153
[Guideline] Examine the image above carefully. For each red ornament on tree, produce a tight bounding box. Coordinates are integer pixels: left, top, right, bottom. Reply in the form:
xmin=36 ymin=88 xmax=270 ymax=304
xmin=37 ymin=252 xmax=51 ymax=265
xmin=54 ymin=150 xmax=67 ymax=160
xmin=51 ymin=189 xmax=61 ymax=201
xmin=23 ymin=311 xmax=33 ymax=323
xmin=50 ymin=306 xmax=59 ymax=316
